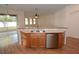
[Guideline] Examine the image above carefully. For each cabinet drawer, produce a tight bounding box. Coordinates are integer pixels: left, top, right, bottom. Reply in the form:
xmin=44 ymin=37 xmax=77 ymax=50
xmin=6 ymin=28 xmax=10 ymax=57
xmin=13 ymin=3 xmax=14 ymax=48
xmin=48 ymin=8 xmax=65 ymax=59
xmin=38 ymin=33 xmax=46 ymax=36
xmin=21 ymin=37 xmax=28 ymax=40
xmin=31 ymin=33 xmax=45 ymax=36
xmin=21 ymin=33 xmax=30 ymax=38
xmin=21 ymin=35 xmax=30 ymax=39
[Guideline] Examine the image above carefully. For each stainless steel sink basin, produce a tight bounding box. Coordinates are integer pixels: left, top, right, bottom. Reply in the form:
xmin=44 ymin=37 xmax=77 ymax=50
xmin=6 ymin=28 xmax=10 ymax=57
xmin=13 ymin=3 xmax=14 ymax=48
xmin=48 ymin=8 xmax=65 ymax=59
xmin=31 ymin=29 xmax=45 ymax=33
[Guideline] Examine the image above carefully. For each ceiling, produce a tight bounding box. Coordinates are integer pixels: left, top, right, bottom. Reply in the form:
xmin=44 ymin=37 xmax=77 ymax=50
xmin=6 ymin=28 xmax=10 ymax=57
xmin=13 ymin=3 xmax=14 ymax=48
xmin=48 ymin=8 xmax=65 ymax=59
xmin=0 ymin=4 xmax=70 ymax=16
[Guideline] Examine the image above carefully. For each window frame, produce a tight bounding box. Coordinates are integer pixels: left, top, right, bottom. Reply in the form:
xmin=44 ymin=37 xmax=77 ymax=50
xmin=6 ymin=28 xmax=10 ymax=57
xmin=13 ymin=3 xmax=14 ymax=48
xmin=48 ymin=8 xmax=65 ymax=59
xmin=0 ymin=14 xmax=18 ymax=31
xmin=25 ymin=17 xmax=37 ymax=27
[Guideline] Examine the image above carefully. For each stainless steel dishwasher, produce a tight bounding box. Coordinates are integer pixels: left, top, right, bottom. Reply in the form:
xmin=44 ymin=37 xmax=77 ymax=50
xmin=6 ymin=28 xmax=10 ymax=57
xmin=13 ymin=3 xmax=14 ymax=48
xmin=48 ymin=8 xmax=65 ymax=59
xmin=46 ymin=33 xmax=58 ymax=48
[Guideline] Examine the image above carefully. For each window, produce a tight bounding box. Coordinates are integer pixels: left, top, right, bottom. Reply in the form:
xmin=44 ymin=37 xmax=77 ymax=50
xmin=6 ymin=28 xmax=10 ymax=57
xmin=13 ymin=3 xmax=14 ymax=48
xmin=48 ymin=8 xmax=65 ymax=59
xmin=25 ymin=18 xmax=37 ymax=26
xmin=29 ymin=18 xmax=32 ymax=25
xmin=33 ymin=18 xmax=36 ymax=24
xmin=0 ymin=14 xmax=17 ymax=31
xmin=25 ymin=18 xmax=28 ymax=25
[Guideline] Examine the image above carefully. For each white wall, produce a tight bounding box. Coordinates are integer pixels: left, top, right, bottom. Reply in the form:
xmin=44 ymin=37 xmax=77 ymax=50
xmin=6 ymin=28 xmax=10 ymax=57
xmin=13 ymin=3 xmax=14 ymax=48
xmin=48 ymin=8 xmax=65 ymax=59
xmin=38 ymin=5 xmax=79 ymax=38
xmin=53 ymin=8 xmax=67 ymax=27
xmin=53 ymin=5 xmax=79 ymax=38
xmin=38 ymin=14 xmax=55 ymax=28
xmin=24 ymin=14 xmax=55 ymax=28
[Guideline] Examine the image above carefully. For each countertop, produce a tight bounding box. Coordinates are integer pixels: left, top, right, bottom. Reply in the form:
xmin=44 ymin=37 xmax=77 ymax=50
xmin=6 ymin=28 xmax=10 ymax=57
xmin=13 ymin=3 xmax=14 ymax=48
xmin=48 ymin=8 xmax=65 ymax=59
xmin=19 ymin=27 xmax=67 ymax=33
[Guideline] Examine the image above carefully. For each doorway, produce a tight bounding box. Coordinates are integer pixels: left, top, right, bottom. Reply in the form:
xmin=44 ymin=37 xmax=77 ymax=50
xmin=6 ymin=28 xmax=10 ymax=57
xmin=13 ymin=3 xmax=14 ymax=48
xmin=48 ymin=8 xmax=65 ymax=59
xmin=0 ymin=14 xmax=18 ymax=47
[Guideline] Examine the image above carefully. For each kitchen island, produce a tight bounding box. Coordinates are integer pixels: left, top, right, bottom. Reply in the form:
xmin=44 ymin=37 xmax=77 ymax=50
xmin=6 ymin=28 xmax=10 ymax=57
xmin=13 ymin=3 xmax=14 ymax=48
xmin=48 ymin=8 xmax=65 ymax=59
xmin=20 ymin=27 xmax=67 ymax=48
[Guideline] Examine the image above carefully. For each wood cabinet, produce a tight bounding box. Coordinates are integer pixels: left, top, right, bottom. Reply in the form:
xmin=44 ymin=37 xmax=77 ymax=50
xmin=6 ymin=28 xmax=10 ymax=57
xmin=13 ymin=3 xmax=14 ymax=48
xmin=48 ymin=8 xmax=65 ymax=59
xmin=30 ymin=33 xmax=46 ymax=48
xmin=38 ymin=33 xmax=46 ymax=48
xmin=21 ymin=31 xmax=64 ymax=48
xmin=58 ymin=33 xmax=64 ymax=48
xmin=21 ymin=32 xmax=46 ymax=48
xmin=30 ymin=33 xmax=39 ymax=48
xmin=21 ymin=32 xmax=31 ymax=48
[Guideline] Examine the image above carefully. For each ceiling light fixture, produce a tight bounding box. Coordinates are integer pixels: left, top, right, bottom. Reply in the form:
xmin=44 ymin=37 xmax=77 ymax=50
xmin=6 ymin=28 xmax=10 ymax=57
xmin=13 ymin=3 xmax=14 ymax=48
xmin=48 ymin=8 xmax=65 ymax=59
xmin=34 ymin=8 xmax=39 ymax=19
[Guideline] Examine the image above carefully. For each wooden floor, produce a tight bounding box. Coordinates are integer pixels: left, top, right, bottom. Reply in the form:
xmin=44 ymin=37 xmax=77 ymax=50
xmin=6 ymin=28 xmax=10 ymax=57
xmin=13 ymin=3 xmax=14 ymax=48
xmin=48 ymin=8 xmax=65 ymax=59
xmin=0 ymin=37 xmax=79 ymax=54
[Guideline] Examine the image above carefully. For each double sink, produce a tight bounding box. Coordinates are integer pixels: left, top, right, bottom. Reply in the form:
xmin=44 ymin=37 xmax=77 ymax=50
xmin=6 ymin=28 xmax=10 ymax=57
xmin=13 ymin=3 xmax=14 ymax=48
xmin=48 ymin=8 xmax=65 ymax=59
xmin=31 ymin=29 xmax=45 ymax=33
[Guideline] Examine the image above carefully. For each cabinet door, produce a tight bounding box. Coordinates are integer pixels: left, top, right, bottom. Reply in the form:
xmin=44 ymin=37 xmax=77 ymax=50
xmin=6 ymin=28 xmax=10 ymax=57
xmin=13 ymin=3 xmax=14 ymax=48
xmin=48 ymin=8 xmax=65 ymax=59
xmin=30 ymin=33 xmax=39 ymax=48
xmin=21 ymin=32 xmax=31 ymax=48
xmin=58 ymin=33 xmax=64 ymax=48
xmin=39 ymin=33 xmax=46 ymax=48
xmin=21 ymin=38 xmax=27 ymax=47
